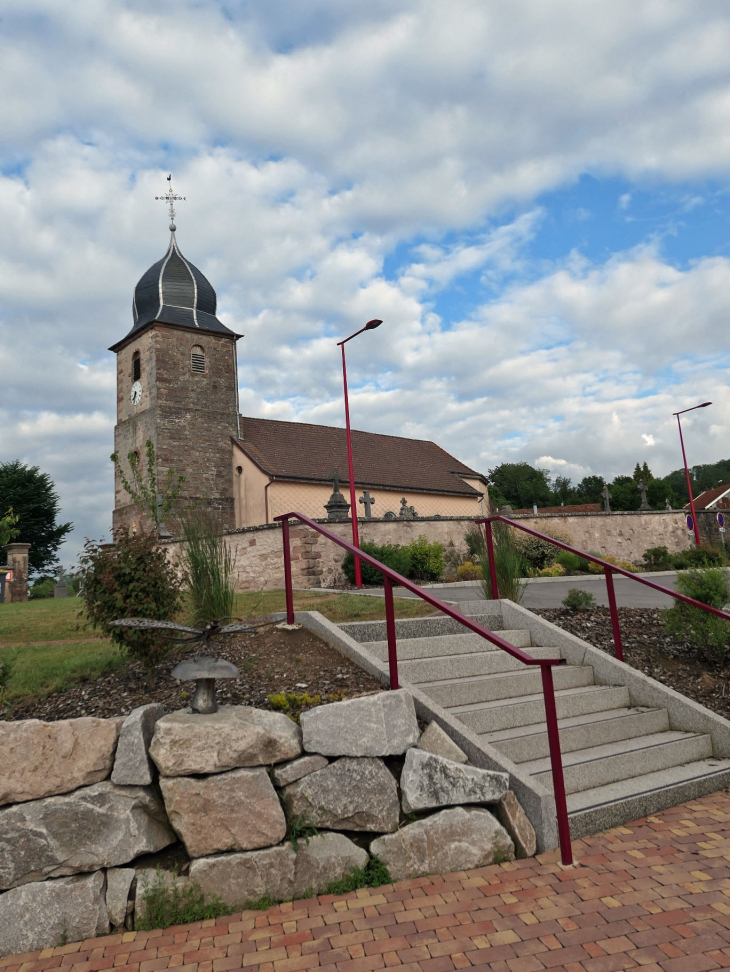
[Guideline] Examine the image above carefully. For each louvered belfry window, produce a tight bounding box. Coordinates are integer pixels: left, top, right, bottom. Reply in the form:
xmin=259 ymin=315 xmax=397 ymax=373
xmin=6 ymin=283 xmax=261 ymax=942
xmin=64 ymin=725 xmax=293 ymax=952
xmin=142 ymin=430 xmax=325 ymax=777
xmin=191 ymin=345 xmax=206 ymax=374
xmin=132 ymin=351 xmax=141 ymax=381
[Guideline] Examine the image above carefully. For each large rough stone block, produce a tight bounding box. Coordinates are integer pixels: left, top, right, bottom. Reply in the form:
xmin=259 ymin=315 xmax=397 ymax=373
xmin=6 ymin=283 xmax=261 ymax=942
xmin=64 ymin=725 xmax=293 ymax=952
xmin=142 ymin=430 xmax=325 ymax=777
xmin=0 ymin=782 xmax=175 ymax=890
xmin=495 ymin=790 xmax=537 ymax=859
xmin=281 ymin=758 xmax=399 ymax=832
xmin=134 ymin=868 xmax=189 ymax=929
xmin=189 ymin=845 xmax=297 ymax=908
xmin=293 ymin=832 xmax=369 ymax=898
xmin=0 ymin=872 xmax=109 ymax=958
xmin=300 ymin=690 xmax=418 ymax=757
xmin=0 ymin=717 xmax=123 ymax=807
xmin=106 ymin=868 xmax=136 ymax=928
xmin=272 ymin=754 xmax=328 ymax=788
xmin=150 ymin=706 xmax=302 ymax=777
xmin=400 ymin=748 xmax=509 ymax=813
xmin=418 ymin=722 xmax=468 ymax=764
xmin=370 ymin=807 xmax=514 ymax=881
xmin=160 ymin=768 xmax=286 ymax=857
xmin=112 ymin=704 xmax=165 ymax=786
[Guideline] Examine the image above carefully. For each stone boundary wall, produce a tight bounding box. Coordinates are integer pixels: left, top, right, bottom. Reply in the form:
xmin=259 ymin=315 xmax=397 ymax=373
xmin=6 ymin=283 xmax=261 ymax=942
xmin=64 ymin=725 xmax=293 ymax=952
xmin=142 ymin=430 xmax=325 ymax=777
xmin=0 ymin=693 xmax=533 ymax=957
xmin=165 ymin=510 xmax=692 ymax=591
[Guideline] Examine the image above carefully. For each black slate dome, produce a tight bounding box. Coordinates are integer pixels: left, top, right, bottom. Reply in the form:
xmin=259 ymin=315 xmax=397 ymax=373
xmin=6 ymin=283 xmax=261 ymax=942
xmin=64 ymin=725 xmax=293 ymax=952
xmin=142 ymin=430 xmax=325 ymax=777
xmin=111 ymin=232 xmax=236 ymax=349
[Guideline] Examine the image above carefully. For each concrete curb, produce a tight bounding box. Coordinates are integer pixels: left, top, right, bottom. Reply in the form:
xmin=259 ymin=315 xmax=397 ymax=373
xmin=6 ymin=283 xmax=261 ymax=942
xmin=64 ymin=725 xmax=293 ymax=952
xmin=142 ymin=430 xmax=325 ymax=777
xmin=291 ymin=609 xmax=559 ymax=855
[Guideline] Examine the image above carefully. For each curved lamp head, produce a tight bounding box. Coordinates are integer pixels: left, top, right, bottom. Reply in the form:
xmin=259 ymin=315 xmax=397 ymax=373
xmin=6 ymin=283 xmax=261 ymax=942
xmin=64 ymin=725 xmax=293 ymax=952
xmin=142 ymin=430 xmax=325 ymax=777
xmin=365 ymin=319 xmax=383 ymax=330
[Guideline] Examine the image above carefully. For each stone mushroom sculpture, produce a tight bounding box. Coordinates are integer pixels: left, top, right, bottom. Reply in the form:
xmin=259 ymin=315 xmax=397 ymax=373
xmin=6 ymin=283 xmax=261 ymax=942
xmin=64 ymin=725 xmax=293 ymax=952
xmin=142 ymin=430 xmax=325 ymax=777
xmin=170 ymin=656 xmax=239 ymax=714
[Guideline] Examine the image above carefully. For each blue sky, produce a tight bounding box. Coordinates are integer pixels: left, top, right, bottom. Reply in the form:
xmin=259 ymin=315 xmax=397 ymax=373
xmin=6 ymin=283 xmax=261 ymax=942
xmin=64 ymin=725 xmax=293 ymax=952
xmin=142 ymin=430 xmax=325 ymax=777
xmin=1 ymin=0 xmax=730 ymax=564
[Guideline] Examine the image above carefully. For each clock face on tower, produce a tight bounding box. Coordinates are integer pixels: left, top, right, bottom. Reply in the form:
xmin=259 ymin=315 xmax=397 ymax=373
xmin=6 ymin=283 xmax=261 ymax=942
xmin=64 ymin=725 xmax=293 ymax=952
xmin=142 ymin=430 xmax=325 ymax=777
xmin=130 ymin=381 xmax=142 ymax=406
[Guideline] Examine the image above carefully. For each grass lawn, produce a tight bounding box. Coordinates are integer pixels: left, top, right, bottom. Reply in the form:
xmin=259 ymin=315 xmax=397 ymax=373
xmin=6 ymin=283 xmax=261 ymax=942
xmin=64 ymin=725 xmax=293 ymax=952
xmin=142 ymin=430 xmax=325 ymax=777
xmin=0 ymin=589 xmax=435 ymax=707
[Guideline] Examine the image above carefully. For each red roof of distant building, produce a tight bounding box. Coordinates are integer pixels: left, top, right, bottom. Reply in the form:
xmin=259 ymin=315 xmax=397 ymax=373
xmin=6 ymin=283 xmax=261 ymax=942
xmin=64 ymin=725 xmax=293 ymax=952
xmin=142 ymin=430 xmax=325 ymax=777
xmin=685 ymin=484 xmax=730 ymax=511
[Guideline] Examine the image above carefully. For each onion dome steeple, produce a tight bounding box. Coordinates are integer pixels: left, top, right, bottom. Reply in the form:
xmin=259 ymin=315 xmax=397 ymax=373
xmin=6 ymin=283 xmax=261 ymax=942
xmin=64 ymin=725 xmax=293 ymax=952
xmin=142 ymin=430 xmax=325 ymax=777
xmin=109 ymin=176 xmax=237 ymax=352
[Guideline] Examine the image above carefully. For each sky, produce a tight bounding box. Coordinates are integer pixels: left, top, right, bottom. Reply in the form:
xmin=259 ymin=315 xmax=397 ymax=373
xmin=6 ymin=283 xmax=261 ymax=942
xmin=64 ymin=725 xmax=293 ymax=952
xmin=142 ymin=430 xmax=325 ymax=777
xmin=2 ymin=0 xmax=730 ymax=566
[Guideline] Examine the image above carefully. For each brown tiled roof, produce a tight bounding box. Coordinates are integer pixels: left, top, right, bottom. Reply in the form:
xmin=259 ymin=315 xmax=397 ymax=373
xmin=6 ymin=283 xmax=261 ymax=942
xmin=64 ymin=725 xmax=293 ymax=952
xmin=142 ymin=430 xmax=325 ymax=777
xmin=235 ymin=416 xmax=484 ymax=496
xmin=685 ymin=484 xmax=730 ymax=510
xmin=511 ymin=503 xmax=601 ymax=514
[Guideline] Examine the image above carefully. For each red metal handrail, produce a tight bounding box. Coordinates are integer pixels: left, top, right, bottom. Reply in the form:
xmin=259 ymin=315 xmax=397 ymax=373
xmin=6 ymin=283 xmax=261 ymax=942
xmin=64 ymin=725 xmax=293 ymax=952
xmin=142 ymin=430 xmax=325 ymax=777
xmin=275 ymin=510 xmax=574 ymax=866
xmin=477 ymin=515 xmax=730 ymax=663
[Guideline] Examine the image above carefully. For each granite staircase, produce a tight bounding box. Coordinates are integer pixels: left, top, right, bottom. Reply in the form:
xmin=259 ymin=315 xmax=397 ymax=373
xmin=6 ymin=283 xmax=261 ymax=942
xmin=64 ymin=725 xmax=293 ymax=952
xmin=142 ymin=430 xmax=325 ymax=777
xmin=338 ymin=606 xmax=730 ymax=839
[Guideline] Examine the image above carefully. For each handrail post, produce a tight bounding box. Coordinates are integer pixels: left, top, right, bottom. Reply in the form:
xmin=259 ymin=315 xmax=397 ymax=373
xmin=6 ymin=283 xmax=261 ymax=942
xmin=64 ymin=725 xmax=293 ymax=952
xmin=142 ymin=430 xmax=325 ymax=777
xmin=540 ymin=664 xmax=573 ymax=866
xmin=484 ymin=520 xmax=499 ymax=600
xmin=281 ymin=517 xmax=295 ymax=625
xmin=604 ymin=568 xmax=624 ymax=662
xmin=383 ymin=575 xmax=399 ymax=689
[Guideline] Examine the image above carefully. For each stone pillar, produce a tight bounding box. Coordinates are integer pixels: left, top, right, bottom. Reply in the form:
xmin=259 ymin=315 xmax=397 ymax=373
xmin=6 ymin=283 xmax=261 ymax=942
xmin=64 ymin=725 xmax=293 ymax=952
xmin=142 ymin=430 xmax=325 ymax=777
xmin=3 ymin=543 xmax=31 ymax=602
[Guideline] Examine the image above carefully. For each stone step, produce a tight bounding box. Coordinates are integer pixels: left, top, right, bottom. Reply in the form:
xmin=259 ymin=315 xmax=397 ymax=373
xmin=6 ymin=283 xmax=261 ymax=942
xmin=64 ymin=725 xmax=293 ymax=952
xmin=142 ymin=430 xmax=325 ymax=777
xmin=482 ymin=706 xmax=670 ymax=763
xmin=525 ymin=730 xmax=713 ymax=795
xmin=567 ymin=757 xmax=730 ymax=839
xmin=401 ymin=646 xmax=561 ymax=683
xmin=456 ymin=600 xmax=498 ymax=617
xmin=339 ymin=614 xmax=499 ymax=644
xmin=420 ymin=664 xmax=593 ymax=708
xmin=364 ymin=629 xmax=532 ymax=661
xmin=453 ymin=684 xmax=630 ymax=734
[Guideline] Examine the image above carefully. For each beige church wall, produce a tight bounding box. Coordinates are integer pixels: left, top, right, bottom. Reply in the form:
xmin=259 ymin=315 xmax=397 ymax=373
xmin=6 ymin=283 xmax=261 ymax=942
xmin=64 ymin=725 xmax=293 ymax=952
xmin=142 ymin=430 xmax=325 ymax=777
xmin=232 ymin=450 xmax=269 ymax=528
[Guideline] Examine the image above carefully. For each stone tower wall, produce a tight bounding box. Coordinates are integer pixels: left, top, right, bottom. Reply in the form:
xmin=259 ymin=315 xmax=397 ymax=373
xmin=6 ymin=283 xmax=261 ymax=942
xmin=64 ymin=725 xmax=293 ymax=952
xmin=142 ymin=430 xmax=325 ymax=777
xmin=113 ymin=324 xmax=239 ymax=534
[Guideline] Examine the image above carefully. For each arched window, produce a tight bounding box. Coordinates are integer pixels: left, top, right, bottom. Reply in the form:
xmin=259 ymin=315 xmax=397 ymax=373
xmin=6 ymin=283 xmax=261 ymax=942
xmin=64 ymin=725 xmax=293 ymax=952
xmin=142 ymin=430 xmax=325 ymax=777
xmin=191 ymin=345 xmax=206 ymax=374
xmin=132 ymin=350 xmax=141 ymax=382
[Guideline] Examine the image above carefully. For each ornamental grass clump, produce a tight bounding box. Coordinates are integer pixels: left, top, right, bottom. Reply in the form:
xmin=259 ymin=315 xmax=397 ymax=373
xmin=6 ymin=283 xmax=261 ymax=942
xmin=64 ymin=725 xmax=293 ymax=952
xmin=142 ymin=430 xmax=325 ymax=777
xmin=179 ymin=512 xmax=234 ymax=625
xmin=465 ymin=522 xmax=526 ymax=603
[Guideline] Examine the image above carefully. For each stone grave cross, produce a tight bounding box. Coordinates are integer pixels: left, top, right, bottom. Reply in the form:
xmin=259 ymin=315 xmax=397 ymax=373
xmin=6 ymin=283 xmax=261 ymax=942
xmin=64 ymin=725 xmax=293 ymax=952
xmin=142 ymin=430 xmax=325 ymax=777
xmin=638 ymin=479 xmax=651 ymax=510
xmin=359 ymin=490 xmax=376 ymax=518
xmin=601 ymin=484 xmax=612 ymax=513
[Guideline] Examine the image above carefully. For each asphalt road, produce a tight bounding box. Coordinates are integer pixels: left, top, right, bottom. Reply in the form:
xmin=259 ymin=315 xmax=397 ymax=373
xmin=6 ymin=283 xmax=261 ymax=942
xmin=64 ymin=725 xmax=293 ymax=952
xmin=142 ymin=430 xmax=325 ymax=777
xmin=380 ymin=572 xmax=681 ymax=609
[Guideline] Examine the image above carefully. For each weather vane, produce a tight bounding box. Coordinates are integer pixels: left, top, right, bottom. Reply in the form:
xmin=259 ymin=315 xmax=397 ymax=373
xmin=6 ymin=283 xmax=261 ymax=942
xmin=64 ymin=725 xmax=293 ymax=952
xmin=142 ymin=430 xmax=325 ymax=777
xmin=155 ymin=174 xmax=186 ymax=231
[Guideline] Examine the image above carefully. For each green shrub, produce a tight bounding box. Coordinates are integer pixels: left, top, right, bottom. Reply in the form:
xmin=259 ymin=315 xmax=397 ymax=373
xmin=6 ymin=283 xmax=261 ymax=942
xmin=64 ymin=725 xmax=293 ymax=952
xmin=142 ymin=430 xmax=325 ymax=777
xmin=456 ymin=561 xmax=482 ymax=581
xmin=555 ymin=551 xmax=581 ymax=573
xmin=539 ymin=563 xmax=566 ymax=577
xmin=179 ymin=512 xmax=234 ymax=625
xmin=342 ymin=542 xmax=411 ymax=585
xmin=588 ymin=554 xmax=616 ymax=574
xmin=78 ymin=530 xmax=182 ymax=672
xmin=29 ymin=576 xmax=55 ymax=599
xmin=513 ymin=528 xmax=572 ymax=570
xmin=643 ymin=546 xmax=672 ymax=571
xmin=562 ymin=588 xmax=597 ymax=611
xmin=136 ymin=869 xmax=231 ymax=930
xmin=676 ymin=546 xmax=724 ymax=569
xmin=663 ymin=567 xmax=730 ymax=664
xmin=466 ymin=523 xmax=526 ymax=603
xmin=405 ymin=535 xmax=445 ymax=582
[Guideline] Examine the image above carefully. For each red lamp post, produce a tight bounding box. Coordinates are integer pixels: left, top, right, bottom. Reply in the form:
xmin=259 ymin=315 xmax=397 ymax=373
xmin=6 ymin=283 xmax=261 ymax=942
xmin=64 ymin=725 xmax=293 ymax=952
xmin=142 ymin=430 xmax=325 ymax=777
xmin=337 ymin=319 xmax=383 ymax=587
xmin=674 ymin=401 xmax=712 ymax=547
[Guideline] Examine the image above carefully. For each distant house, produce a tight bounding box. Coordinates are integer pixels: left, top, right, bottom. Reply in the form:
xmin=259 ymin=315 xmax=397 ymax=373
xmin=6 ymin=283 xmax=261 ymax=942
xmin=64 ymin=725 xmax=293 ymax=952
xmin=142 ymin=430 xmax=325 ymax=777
xmin=685 ymin=484 xmax=730 ymax=511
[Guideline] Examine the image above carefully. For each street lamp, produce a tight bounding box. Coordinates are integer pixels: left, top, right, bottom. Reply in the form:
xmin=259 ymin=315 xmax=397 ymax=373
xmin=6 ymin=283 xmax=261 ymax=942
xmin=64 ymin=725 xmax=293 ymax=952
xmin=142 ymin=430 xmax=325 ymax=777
xmin=337 ymin=319 xmax=383 ymax=587
xmin=673 ymin=401 xmax=712 ymax=547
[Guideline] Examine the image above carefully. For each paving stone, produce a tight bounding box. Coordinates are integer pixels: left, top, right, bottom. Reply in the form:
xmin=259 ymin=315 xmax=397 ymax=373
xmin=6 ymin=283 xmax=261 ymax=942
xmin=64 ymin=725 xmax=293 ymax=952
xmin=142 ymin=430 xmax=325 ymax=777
xmin=495 ymin=789 xmax=537 ymax=859
xmin=272 ymin=754 xmax=329 ymax=788
xmin=149 ymin=706 xmax=302 ymax=776
xmin=159 ymin=767 xmax=286 ymax=857
xmin=0 ymin=782 xmax=175 ymax=889
xmin=0 ymin=717 xmax=124 ymax=807
xmin=299 ymin=690 xmax=419 ymax=757
xmin=0 ymin=872 xmax=108 ymax=958
xmin=281 ymin=757 xmax=400 ymax=832
xmin=399 ymin=748 xmax=509 ymax=813
xmin=370 ymin=806 xmax=514 ymax=880
xmin=111 ymin=704 xmax=165 ymax=786
xmin=417 ymin=722 xmax=468 ymax=764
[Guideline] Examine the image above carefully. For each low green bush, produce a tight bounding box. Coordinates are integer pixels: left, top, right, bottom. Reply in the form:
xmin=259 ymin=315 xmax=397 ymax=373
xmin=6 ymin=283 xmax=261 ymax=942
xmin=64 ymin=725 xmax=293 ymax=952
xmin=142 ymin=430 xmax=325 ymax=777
xmin=555 ymin=551 xmax=582 ymax=573
xmin=562 ymin=588 xmax=597 ymax=611
xmin=456 ymin=561 xmax=482 ymax=581
xmin=406 ymin=535 xmax=446 ymax=582
xmin=663 ymin=567 xmax=730 ymax=665
xmin=342 ymin=542 xmax=411 ymax=585
xmin=643 ymin=546 xmax=672 ymax=571
xmin=672 ymin=546 xmax=725 ymax=570
xmin=29 ymin=577 xmax=55 ymax=600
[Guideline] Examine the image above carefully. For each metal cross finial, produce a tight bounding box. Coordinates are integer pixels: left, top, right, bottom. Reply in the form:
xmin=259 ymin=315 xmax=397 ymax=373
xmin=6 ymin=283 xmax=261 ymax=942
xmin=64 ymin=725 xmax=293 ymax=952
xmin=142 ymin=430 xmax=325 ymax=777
xmin=155 ymin=174 xmax=186 ymax=231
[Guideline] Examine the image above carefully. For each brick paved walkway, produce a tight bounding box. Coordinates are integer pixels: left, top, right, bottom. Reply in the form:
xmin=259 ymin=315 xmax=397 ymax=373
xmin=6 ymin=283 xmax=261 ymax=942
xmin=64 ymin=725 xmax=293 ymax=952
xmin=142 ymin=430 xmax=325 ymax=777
xmin=7 ymin=791 xmax=730 ymax=972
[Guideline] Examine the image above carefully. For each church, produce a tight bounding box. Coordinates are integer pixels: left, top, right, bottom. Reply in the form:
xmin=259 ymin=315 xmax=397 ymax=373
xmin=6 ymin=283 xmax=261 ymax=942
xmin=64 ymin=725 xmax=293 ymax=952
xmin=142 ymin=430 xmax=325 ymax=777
xmin=110 ymin=222 xmax=488 ymax=533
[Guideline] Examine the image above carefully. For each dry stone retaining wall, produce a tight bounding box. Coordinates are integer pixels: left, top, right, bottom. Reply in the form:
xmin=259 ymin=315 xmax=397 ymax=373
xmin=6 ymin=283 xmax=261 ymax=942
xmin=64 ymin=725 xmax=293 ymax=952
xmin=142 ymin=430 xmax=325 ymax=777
xmin=0 ymin=691 xmax=535 ymax=958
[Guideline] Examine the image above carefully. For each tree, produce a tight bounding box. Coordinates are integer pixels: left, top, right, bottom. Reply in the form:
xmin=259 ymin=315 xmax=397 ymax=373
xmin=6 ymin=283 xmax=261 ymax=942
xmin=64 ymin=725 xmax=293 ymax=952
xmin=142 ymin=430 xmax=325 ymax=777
xmin=111 ymin=440 xmax=185 ymax=536
xmin=609 ymin=475 xmax=641 ymax=511
xmin=488 ymin=462 xmax=552 ymax=509
xmin=574 ymin=475 xmax=605 ymax=504
xmin=0 ymin=463 xmax=72 ymax=574
xmin=0 ymin=508 xmax=19 ymax=547
xmin=551 ymin=476 xmax=576 ymax=505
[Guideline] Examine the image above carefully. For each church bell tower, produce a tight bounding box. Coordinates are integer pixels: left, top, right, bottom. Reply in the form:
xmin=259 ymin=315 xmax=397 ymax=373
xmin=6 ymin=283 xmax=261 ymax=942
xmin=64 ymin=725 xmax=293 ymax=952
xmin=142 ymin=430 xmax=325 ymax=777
xmin=109 ymin=179 xmax=240 ymax=533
